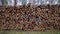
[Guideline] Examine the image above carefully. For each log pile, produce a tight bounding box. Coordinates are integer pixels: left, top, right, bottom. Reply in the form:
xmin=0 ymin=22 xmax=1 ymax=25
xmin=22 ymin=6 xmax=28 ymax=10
xmin=0 ymin=5 xmax=60 ymax=31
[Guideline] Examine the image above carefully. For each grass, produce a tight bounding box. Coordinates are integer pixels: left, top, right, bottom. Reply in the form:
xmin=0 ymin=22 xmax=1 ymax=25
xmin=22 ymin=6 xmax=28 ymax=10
xmin=0 ymin=30 xmax=60 ymax=34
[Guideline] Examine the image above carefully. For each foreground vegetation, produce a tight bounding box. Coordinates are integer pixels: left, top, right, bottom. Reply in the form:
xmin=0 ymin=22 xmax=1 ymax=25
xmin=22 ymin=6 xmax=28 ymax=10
xmin=0 ymin=30 xmax=60 ymax=34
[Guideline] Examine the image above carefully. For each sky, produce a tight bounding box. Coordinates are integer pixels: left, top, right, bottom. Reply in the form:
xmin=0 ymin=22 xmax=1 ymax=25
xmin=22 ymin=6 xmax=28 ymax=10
xmin=0 ymin=0 xmax=60 ymax=5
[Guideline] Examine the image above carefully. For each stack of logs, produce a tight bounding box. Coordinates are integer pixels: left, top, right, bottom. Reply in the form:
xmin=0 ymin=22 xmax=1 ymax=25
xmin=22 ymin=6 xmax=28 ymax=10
xmin=0 ymin=5 xmax=60 ymax=31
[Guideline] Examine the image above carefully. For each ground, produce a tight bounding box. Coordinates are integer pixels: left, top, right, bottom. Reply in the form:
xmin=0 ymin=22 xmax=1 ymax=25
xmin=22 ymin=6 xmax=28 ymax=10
xmin=0 ymin=30 xmax=60 ymax=34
